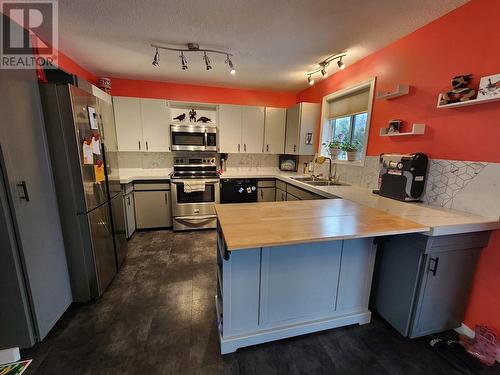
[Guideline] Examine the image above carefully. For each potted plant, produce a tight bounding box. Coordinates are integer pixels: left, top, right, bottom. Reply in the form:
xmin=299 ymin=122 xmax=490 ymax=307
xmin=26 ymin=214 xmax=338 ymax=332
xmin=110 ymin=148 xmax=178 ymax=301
xmin=340 ymin=140 xmax=361 ymax=161
xmin=322 ymin=140 xmax=341 ymax=158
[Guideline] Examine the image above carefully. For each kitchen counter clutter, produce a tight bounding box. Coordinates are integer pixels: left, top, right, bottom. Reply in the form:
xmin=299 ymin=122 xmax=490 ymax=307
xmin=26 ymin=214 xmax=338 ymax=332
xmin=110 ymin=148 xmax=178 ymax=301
xmin=215 ymin=199 xmax=429 ymax=250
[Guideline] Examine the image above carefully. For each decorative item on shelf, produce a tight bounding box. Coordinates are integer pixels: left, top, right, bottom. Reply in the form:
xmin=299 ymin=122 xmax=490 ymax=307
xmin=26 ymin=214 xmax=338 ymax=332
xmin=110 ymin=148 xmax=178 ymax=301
xmin=439 ymin=74 xmax=477 ymax=105
xmin=380 ymin=123 xmax=426 ymax=137
xmin=322 ymin=140 xmax=341 ymax=159
xmin=150 ymin=42 xmax=236 ymax=74
xmin=97 ymin=77 xmax=111 ymax=94
xmin=306 ymin=51 xmax=347 ymax=85
xmin=386 ymin=119 xmax=402 ymax=134
xmin=376 ymin=84 xmax=409 ymax=100
xmin=340 ymin=140 xmax=361 ymax=161
xmin=173 ymin=113 xmax=186 ymax=122
xmin=477 ymin=73 xmax=500 ymax=101
xmin=189 ymin=109 xmax=197 ymax=122
xmin=196 ymin=116 xmax=212 ymax=123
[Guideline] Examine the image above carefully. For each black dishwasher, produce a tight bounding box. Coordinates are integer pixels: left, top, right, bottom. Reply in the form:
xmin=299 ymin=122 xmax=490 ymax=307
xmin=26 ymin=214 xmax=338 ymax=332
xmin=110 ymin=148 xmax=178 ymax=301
xmin=221 ymin=179 xmax=258 ymax=203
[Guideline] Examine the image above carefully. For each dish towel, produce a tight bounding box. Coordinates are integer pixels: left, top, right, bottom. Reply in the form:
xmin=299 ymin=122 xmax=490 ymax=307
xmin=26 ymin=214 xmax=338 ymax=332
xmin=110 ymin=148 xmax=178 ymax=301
xmin=183 ymin=180 xmax=206 ymax=193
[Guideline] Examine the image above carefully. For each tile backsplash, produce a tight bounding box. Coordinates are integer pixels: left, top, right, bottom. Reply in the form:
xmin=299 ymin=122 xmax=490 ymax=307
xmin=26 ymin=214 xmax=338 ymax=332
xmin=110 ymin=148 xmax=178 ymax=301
xmin=118 ymin=152 xmax=173 ymax=169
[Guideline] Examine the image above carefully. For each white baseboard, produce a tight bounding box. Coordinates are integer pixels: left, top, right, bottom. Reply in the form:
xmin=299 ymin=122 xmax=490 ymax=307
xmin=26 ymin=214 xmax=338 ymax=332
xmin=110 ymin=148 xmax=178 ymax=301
xmin=454 ymin=323 xmax=500 ymax=363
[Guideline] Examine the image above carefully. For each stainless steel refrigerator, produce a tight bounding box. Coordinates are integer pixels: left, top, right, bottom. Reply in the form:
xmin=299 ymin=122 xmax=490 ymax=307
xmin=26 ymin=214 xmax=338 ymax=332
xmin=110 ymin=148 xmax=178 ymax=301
xmin=39 ymin=84 xmax=126 ymax=301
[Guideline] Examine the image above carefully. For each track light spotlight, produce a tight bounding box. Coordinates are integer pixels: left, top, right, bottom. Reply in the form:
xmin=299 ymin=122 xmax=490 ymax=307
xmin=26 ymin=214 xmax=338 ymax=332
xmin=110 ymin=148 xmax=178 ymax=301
xmin=180 ymin=52 xmax=188 ymax=70
xmin=203 ymin=52 xmax=212 ymax=70
xmin=320 ymin=67 xmax=327 ymax=77
xmin=152 ymin=47 xmax=160 ymax=67
xmin=337 ymin=56 xmax=345 ymax=70
xmin=308 ymin=75 xmax=314 ymax=85
xmin=226 ymin=55 xmax=236 ymax=74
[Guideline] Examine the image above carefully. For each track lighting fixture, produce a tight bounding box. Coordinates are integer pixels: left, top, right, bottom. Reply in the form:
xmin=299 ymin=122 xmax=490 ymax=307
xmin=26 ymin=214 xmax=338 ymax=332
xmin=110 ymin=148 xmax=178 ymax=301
xmin=306 ymin=51 xmax=347 ymax=85
xmin=337 ymin=56 xmax=345 ymax=70
xmin=226 ymin=54 xmax=236 ymax=75
xmin=151 ymin=43 xmax=235 ymax=74
xmin=180 ymin=52 xmax=188 ymax=70
xmin=152 ymin=47 xmax=160 ymax=67
xmin=203 ymin=52 xmax=212 ymax=70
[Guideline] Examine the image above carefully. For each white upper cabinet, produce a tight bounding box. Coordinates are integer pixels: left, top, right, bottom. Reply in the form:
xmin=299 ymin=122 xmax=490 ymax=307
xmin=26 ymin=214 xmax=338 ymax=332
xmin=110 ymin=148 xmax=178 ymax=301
xmin=113 ymin=97 xmax=143 ymax=151
xmin=264 ymin=107 xmax=286 ymax=154
xmin=285 ymin=103 xmax=320 ymax=155
xmin=219 ymin=104 xmax=265 ymax=153
xmin=241 ymin=106 xmax=265 ymax=153
xmin=140 ymin=98 xmax=170 ymax=152
xmin=218 ymin=104 xmax=242 ymax=153
xmin=113 ymin=96 xmax=170 ymax=152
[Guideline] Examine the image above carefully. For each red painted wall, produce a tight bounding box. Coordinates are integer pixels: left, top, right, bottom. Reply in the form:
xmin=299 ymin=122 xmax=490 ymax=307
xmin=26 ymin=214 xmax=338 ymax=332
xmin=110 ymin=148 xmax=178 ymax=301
xmin=297 ymin=0 xmax=500 ymax=163
xmin=297 ymin=0 xmax=500 ymax=333
xmin=110 ymin=78 xmax=296 ymax=108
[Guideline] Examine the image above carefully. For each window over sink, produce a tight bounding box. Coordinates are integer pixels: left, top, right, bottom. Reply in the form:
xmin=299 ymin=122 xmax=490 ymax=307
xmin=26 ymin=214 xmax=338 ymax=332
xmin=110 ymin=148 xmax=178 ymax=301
xmin=320 ymin=78 xmax=375 ymax=166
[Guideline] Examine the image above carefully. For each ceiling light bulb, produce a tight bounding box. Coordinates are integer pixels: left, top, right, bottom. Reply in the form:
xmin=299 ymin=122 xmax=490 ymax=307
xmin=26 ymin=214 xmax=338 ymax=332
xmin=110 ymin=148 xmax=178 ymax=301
xmin=308 ymin=75 xmax=314 ymax=85
xmin=180 ymin=52 xmax=188 ymax=70
xmin=225 ymin=55 xmax=236 ymax=75
xmin=337 ymin=57 xmax=345 ymax=70
xmin=152 ymin=48 xmax=160 ymax=67
xmin=203 ymin=52 xmax=212 ymax=70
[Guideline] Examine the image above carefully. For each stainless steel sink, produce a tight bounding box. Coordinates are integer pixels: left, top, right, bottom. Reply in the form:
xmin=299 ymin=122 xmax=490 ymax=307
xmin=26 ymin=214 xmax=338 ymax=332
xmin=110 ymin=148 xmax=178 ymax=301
xmin=306 ymin=181 xmax=350 ymax=187
xmin=290 ymin=177 xmax=349 ymax=187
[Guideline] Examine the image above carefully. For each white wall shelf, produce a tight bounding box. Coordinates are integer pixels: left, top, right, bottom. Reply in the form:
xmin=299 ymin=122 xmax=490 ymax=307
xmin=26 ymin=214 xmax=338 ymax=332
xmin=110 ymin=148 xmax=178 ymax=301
xmin=376 ymin=84 xmax=410 ymax=100
xmin=379 ymin=123 xmax=425 ymax=137
xmin=436 ymin=93 xmax=500 ymax=109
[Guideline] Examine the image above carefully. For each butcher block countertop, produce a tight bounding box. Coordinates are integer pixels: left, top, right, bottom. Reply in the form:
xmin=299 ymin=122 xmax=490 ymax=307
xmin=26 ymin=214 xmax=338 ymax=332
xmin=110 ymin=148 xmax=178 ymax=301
xmin=215 ymin=199 xmax=429 ymax=250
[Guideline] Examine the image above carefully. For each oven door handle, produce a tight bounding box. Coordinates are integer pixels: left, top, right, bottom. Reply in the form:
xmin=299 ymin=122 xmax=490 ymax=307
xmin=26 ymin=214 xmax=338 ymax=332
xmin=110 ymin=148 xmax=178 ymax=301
xmin=172 ymin=179 xmax=220 ymax=184
xmin=175 ymin=215 xmax=216 ymax=221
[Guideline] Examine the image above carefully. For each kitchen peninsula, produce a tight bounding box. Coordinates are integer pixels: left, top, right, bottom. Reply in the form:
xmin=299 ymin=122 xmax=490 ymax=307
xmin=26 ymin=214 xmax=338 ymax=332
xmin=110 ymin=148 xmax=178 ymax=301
xmin=215 ymin=199 xmax=431 ymax=354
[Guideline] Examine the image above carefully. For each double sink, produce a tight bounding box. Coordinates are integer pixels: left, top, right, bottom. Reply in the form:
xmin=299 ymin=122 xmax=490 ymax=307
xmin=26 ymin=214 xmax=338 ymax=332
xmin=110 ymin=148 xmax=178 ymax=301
xmin=291 ymin=176 xmax=350 ymax=187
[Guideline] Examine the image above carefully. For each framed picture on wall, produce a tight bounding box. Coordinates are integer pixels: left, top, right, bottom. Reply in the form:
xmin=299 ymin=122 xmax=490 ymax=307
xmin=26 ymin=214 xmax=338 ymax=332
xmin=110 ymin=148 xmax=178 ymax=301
xmin=477 ymin=73 xmax=500 ymax=100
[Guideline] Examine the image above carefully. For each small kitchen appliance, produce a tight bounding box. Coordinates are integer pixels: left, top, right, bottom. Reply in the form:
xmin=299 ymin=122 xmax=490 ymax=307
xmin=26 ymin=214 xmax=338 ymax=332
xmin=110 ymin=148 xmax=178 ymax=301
xmin=170 ymin=124 xmax=217 ymax=152
xmin=279 ymin=154 xmax=298 ymax=172
xmin=170 ymin=153 xmax=220 ymax=230
xmin=378 ymin=153 xmax=428 ymax=202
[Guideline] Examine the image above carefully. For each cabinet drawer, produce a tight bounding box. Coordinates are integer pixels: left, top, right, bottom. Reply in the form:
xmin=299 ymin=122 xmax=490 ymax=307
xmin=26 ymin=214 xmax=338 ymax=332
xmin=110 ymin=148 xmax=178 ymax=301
xmin=276 ymin=180 xmax=286 ymax=191
xmin=257 ymin=179 xmax=275 ymax=188
xmin=122 ymin=182 xmax=134 ymax=194
xmin=134 ymin=181 xmax=170 ymax=191
xmin=286 ymin=184 xmax=321 ymax=200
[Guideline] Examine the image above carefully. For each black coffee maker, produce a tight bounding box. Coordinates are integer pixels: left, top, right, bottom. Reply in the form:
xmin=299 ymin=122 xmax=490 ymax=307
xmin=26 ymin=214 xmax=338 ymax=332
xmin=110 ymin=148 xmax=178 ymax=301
xmin=377 ymin=153 xmax=428 ymax=202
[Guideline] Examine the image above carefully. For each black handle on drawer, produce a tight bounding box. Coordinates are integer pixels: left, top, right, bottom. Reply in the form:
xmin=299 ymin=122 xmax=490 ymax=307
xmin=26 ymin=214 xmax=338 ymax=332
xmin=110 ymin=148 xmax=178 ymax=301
xmin=429 ymin=256 xmax=439 ymax=276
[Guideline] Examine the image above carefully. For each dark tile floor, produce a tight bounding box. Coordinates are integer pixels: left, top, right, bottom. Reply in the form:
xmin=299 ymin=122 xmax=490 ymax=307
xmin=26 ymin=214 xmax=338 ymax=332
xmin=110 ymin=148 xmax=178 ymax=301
xmin=23 ymin=230 xmax=498 ymax=375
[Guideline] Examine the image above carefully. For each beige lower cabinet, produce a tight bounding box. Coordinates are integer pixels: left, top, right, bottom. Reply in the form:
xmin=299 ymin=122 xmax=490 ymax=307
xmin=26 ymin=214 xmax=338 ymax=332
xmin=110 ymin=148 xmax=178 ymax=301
xmin=286 ymin=193 xmax=300 ymax=201
xmin=276 ymin=188 xmax=286 ymax=201
xmin=134 ymin=184 xmax=172 ymax=229
xmin=258 ymin=188 xmax=276 ymax=202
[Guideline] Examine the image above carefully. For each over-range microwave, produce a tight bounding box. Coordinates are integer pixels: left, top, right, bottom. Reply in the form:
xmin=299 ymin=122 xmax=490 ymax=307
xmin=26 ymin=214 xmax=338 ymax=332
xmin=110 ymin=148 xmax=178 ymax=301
xmin=170 ymin=124 xmax=217 ymax=152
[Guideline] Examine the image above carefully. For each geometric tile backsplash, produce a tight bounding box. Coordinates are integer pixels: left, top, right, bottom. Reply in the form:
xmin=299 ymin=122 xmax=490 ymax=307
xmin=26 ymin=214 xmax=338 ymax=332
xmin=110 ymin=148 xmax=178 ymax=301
xmin=423 ymin=160 xmax=487 ymax=208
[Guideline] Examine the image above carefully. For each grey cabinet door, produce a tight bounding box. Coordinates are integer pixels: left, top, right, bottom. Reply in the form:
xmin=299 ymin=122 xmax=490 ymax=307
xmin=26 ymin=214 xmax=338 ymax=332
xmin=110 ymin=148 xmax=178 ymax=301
xmin=275 ymin=188 xmax=286 ymax=201
xmin=0 ymin=61 xmax=72 ymax=342
xmin=284 ymin=104 xmax=300 ymax=154
xmin=134 ymin=190 xmax=172 ymax=229
xmin=286 ymin=193 xmax=300 ymax=201
xmin=258 ymin=187 xmax=275 ymax=202
xmin=411 ymin=248 xmax=481 ymax=337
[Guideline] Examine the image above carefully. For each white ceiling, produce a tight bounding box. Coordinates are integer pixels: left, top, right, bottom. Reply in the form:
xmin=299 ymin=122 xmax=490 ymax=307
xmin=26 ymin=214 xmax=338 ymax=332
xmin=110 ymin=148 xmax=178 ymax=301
xmin=57 ymin=0 xmax=469 ymax=91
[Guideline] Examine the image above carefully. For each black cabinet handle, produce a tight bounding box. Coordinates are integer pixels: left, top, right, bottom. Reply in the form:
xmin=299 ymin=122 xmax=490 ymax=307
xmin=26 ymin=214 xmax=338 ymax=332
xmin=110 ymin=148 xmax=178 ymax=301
xmin=146 ymin=141 xmax=149 ymax=151
xmin=17 ymin=181 xmax=30 ymax=202
xmin=429 ymin=256 xmax=439 ymax=276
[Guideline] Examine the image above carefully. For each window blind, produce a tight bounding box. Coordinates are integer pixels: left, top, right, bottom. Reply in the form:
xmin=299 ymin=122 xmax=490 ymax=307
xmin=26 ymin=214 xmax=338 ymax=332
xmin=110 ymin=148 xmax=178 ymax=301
xmin=328 ymin=88 xmax=370 ymax=119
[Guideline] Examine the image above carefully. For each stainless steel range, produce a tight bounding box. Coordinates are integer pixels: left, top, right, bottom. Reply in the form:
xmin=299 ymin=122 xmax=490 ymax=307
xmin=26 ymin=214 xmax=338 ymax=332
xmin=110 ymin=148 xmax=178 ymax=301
xmin=170 ymin=153 xmax=220 ymax=231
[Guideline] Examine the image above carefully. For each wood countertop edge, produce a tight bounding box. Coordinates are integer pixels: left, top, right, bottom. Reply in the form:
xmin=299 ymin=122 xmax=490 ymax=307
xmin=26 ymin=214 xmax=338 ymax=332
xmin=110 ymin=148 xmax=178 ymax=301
xmin=225 ymin=226 xmax=430 ymax=251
